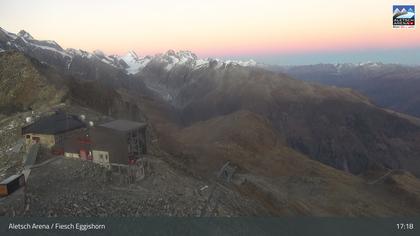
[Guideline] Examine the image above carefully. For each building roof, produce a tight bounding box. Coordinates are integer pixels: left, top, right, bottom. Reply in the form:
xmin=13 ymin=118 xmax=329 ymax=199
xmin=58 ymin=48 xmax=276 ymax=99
xmin=99 ymin=119 xmax=146 ymax=132
xmin=22 ymin=111 xmax=86 ymax=135
xmin=0 ymin=174 xmax=24 ymax=185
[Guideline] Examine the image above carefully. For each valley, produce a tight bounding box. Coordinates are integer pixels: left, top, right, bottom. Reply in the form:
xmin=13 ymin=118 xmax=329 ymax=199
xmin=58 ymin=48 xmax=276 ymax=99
xmin=1 ymin=28 xmax=420 ymax=217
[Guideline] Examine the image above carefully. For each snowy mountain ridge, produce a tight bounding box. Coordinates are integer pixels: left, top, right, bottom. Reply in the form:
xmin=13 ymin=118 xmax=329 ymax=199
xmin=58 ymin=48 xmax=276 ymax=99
xmin=118 ymin=49 xmax=263 ymax=74
xmin=0 ymin=27 xmax=404 ymax=76
xmin=0 ymin=27 xmax=263 ymax=75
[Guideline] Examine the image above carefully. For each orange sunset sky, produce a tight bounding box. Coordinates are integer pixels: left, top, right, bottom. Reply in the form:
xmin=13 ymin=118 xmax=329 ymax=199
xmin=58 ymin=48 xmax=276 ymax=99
xmin=0 ymin=0 xmax=419 ymax=64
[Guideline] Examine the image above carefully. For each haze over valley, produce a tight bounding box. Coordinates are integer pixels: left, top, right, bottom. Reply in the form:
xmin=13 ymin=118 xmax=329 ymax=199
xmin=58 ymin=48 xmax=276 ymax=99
xmin=1 ymin=26 xmax=420 ymax=217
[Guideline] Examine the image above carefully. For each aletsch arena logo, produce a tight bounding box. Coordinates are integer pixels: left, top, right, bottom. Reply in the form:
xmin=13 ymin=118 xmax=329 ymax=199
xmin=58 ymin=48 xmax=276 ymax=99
xmin=393 ymin=5 xmax=415 ymax=28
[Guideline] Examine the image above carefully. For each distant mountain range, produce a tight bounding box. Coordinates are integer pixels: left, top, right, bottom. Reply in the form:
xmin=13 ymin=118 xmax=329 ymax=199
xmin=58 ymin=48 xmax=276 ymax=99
xmin=271 ymin=63 xmax=420 ymax=117
xmin=3 ymin=27 xmax=420 ymax=216
xmin=0 ymin=27 xmax=260 ymax=76
xmin=118 ymin=49 xmax=259 ymax=74
xmin=2 ymin=27 xmax=420 ymax=117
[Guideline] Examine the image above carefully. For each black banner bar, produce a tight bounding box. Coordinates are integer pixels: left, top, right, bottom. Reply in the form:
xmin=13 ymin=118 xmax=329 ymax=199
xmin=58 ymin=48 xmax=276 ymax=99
xmin=0 ymin=217 xmax=419 ymax=236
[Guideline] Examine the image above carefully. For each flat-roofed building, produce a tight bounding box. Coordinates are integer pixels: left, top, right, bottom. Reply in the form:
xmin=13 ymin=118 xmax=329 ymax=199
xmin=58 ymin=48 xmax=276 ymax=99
xmin=90 ymin=119 xmax=147 ymax=167
xmin=22 ymin=111 xmax=87 ymax=149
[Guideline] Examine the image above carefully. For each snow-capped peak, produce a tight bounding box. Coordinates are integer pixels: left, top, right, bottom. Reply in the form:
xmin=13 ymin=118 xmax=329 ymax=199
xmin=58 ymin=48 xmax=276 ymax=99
xmin=115 ymin=49 xmax=261 ymax=74
xmin=121 ymin=51 xmax=141 ymax=64
xmin=17 ymin=30 xmax=34 ymax=40
xmin=175 ymin=50 xmax=198 ymax=61
xmin=225 ymin=59 xmax=258 ymax=67
xmin=93 ymin=49 xmax=106 ymax=58
xmin=92 ymin=49 xmax=123 ymax=67
xmin=358 ymin=61 xmax=383 ymax=67
xmin=153 ymin=50 xmax=198 ymax=71
xmin=0 ymin=28 xmax=263 ymax=75
xmin=119 ymin=51 xmax=151 ymax=74
xmin=160 ymin=50 xmax=198 ymax=62
xmin=125 ymin=50 xmax=139 ymax=60
xmin=66 ymin=48 xmax=92 ymax=58
xmin=165 ymin=49 xmax=176 ymax=56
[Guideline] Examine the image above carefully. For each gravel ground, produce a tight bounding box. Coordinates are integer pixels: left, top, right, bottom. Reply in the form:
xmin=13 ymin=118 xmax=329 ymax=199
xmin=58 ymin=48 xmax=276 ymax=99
xmin=0 ymin=106 xmax=267 ymax=217
xmin=0 ymin=155 xmax=267 ymax=217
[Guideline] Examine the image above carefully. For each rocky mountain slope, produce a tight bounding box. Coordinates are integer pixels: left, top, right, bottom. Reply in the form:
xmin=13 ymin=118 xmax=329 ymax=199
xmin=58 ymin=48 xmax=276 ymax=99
xmin=2 ymin=28 xmax=420 ymax=216
xmin=0 ymin=50 xmax=146 ymax=122
xmin=167 ymin=110 xmax=420 ymax=216
xmin=0 ymin=27 xmax=130 ymax=86
xmin=134 ymin=63 xmax=420 ymax=176
xmin=0 ymin=52 xmax=66 ymax=114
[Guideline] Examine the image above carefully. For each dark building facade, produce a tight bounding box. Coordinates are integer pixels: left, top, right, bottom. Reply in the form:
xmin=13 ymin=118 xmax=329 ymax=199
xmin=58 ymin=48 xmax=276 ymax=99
xmin=90 ymin=120 xmax=147 ymax=166
xmin=21 ymin=111 xmax=87 ymax=150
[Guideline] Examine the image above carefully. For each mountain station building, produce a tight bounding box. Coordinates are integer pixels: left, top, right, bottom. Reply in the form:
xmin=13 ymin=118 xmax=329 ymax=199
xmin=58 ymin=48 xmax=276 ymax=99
xmin=21 ymin=111 xmax=87 ymax=149
xmin=21 ymin=112 xmax=148 ymax=168
xmin=90 ymin=119 xmax=148 ymax=168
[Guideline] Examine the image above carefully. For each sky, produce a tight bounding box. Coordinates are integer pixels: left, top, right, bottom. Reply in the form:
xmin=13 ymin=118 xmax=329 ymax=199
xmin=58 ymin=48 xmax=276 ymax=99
xmin=0 ymin=0 xmax=419 ymax=65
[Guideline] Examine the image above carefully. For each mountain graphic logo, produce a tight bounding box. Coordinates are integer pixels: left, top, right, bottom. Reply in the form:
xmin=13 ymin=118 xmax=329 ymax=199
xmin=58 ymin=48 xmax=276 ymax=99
xmin=393 ymin=5 xmax=415 ymax=18
xmin=393 ymin=5 xmax=415 ymax=28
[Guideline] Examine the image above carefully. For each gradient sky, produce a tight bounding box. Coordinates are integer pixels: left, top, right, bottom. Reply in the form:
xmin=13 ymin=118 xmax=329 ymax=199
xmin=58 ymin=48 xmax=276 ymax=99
xmin=0 ymin=0 xmax=419 ymax=64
